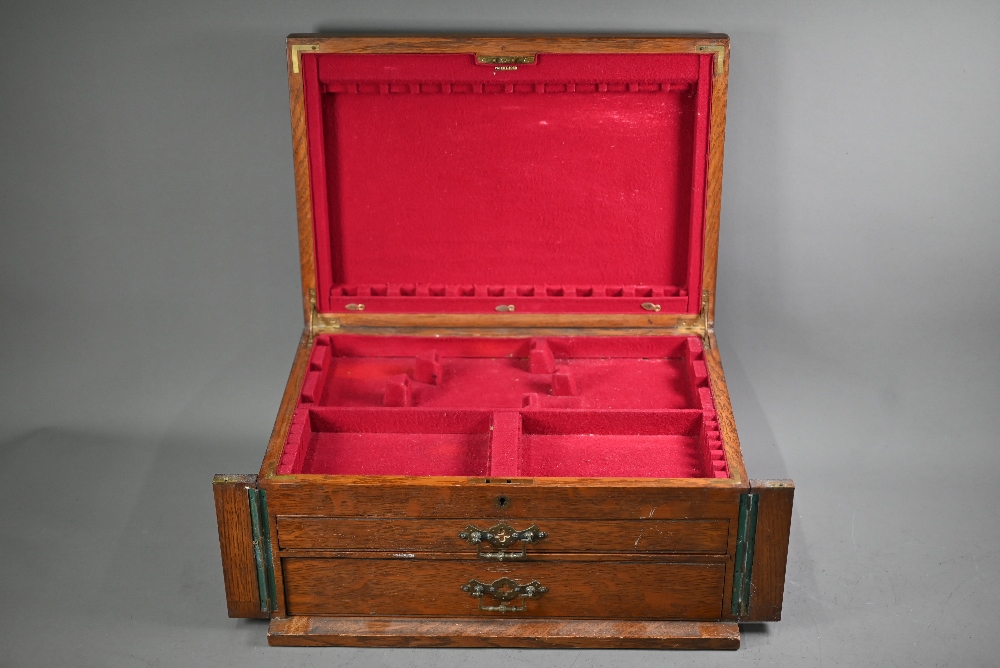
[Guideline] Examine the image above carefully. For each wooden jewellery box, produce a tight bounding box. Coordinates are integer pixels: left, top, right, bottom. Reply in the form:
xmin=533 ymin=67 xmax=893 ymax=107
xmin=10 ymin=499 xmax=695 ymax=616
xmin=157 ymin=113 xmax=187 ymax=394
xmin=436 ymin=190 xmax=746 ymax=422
xmin=212 ymin=34 xmax=794 ymax=650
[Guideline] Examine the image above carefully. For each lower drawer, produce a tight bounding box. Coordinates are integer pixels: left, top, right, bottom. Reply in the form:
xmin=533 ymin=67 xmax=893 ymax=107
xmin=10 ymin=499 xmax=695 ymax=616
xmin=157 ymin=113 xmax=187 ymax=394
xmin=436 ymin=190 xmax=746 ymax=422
xmin=282 ymin=558 xmax=725 ymax=620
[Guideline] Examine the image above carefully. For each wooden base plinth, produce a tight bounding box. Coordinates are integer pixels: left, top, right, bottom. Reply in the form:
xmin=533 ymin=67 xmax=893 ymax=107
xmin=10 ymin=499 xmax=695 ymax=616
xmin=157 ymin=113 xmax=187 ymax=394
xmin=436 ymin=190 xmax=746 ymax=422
xmin=268 ymin=616 xmax=740 ymax=649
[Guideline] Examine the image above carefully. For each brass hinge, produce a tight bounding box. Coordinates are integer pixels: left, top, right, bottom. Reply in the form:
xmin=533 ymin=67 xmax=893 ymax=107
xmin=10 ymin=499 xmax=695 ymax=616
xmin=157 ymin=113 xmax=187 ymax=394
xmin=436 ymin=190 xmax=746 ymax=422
xmin=247 ymin=487 xmax=277 ymax=612
xmin=308 ymin=288 xmax=340 ymax=342
xmin=671 ymin=290 xmax=712 ymax=348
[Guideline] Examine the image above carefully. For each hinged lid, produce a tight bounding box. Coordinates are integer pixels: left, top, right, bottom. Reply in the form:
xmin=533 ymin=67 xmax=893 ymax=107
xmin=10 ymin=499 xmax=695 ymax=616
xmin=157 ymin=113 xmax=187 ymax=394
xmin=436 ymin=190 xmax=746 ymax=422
xmin=286 ymin=35 xmax=729 ymax=335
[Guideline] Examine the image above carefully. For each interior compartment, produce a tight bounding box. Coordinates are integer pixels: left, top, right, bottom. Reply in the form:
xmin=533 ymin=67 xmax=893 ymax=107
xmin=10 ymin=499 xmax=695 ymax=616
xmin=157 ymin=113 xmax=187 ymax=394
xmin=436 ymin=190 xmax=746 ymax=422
xmin=294 ymin=409 xmax=491 ymax=476
xmin=278 ymin=335 xmax=729 ymax=479
xmin=300 ymin=52 xmax=715 ymax=315
xmin=520 ymin=411 xmax=708 ymax=478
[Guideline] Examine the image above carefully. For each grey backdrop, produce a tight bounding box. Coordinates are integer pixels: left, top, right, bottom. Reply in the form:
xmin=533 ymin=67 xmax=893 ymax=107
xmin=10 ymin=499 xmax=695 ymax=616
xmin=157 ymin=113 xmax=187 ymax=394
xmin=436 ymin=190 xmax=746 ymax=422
xmin=2 ymin=1 xmax=998 ymax=666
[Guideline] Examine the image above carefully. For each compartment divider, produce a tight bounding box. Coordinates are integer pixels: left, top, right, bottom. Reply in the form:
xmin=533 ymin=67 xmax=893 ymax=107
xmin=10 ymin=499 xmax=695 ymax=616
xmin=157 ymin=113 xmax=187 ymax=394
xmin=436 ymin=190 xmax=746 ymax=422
xmin=488 ymin=411 xmax=522 ymax=477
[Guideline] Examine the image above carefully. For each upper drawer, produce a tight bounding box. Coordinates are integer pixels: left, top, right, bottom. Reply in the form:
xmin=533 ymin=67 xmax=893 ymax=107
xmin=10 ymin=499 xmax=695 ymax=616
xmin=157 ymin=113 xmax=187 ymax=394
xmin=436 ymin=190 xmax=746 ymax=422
xmin=276 ymin=517 xmax=730 ymax=555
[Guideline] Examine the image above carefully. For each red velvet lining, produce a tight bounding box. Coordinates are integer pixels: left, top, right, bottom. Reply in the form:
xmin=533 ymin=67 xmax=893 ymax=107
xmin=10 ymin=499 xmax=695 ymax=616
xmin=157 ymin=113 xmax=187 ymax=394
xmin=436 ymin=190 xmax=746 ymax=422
xmin=277 ymin=335 xmax=729 ymax=479
xmin=300 ymin=53 xmax=714 ymax=314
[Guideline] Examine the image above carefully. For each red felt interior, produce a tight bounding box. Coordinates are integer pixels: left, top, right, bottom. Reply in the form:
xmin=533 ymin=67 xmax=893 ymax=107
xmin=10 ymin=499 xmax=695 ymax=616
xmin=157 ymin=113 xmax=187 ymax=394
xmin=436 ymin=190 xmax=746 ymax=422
xmin=278 ymin=335 xmax=728 ymax=479
xmin=300 ymin=53 xmax=715 ymax=314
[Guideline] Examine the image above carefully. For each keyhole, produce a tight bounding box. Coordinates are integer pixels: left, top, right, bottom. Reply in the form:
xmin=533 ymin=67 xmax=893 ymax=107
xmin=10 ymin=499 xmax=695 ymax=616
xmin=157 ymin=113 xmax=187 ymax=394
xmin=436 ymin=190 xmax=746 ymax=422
xmin=496 ymin=495 xmax=509 ymax=509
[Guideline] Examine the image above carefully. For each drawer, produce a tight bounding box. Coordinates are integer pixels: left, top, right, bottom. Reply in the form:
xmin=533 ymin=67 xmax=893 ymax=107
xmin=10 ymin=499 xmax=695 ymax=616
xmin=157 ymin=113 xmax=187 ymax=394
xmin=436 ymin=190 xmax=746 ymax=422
xmin=282 ymin=558 xmax=725 ymax=619
xmin=277 ymin=517 xmax=730 ymax=555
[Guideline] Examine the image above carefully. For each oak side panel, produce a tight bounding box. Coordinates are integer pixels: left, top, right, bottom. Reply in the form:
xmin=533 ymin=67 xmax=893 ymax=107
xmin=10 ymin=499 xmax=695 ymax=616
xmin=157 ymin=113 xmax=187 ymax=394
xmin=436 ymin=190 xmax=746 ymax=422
xmin=286 ymin=41 xmax=317 ymax=326
xmin=702 ymin=42 xmax=729 ymax=323
xmin=212 ymin=474 xmax=267 ymax=619
xmin=268 ymin=615 xmax=740 ymax=649
xmin=258 ymin=334 xmax=312 ymax=479
xmin=746 ymin=479 xmax=794 ymax=621
xmin=705 ymin=332 xmax=749 ymax=484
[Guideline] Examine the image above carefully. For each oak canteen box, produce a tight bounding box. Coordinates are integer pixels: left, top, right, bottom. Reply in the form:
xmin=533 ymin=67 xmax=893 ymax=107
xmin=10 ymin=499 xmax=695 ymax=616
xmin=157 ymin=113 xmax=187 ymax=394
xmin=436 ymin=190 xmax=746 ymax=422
xmin=212 ymin=34 xmax=794 ymax=650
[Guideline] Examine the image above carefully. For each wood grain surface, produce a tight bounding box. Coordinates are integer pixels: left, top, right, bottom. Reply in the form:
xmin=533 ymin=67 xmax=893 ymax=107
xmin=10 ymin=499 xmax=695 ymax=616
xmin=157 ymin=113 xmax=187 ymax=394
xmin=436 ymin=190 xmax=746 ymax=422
xmin=212 ymin=474 xmax=267 ymax=619
xmin=268 ymin=615 xmax=740 ymax=648
xmin=702 ymin=43 xmax=729 ymax=324
xmin=274 ymin=550 xmax=730 ymax=563
xmin=705 ymin=332 xmax=749 ymax=484
xmin=286 ymin=55 xmax=315 ymax=328
xmin=281 ymin=558 xmax=725 ymax=619
xmin=745 ymin=480 xmax=794 ymax=621
xmin=276 ymin=517 xmax=730 ymax=554
xmin=262 ymin=477 xmax=745 ymax=519
xmin=287 ymin=34 xmax=729 ymax=55
xmin=258 ymin=334 xmax=311 ymax=479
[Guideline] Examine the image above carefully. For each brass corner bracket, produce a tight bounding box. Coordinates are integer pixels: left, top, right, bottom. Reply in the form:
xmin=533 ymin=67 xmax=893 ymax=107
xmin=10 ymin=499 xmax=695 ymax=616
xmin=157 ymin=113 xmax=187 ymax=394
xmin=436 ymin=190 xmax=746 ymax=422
xmin=695 ymin=44 xmax=726 ymax=76
xmin=290 ymin=44 xmax=319 ymax=74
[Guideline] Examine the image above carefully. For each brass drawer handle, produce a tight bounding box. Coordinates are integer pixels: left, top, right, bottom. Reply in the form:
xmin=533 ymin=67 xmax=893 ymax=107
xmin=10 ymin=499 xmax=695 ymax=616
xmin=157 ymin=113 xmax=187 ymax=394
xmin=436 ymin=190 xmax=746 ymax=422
xmin=461 ymin=577 xmax=547 ymax=613
xmin=458 ymin=522 xmax=547 ymax=560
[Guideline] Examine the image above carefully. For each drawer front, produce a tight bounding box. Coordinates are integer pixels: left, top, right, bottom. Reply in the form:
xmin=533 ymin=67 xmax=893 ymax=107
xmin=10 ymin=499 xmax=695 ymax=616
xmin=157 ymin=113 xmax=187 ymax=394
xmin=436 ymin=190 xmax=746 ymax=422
xmin=282 ymin=558 xmax=725 ymax=620
xmin=264 ymin=481 xmax=743 ymax=521
xmin=277 ymin=517 xmax=730 ymax=555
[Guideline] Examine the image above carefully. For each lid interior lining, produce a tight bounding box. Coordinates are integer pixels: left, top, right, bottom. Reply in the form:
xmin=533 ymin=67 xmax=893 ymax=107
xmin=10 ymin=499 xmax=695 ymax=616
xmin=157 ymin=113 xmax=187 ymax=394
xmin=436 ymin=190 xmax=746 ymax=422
xmin=301 ymin=53 xmax=714 ymax=315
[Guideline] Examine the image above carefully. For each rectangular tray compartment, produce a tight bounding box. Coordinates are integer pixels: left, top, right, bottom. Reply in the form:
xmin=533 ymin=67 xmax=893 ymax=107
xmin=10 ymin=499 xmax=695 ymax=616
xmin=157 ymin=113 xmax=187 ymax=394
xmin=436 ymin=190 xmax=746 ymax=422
xmin=519 ymin=410 xmax=710 ymax=478
xmin=299 ymin=409 xmax=492 ymax=476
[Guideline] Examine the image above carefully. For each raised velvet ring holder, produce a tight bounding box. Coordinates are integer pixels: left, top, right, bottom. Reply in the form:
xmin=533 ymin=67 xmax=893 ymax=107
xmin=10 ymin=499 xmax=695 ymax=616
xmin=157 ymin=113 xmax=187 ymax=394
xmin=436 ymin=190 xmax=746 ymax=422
xmin=212 ymin=34 xmax=794 ymax=650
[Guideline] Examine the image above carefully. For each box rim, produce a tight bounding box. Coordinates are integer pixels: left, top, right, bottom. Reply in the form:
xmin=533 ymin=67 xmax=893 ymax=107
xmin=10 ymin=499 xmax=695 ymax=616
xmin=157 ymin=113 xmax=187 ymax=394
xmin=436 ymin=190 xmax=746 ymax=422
xmin=256 ymin=331 xmax=748 ymax=487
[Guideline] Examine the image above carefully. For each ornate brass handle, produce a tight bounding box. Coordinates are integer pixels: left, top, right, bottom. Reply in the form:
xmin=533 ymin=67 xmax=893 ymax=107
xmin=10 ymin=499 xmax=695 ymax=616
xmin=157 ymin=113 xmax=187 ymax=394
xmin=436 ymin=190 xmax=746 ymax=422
xmin=461 ymin=577 xmax=547 ymax=613
xmin=458 ymin=522 xmax=547 ymax=560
